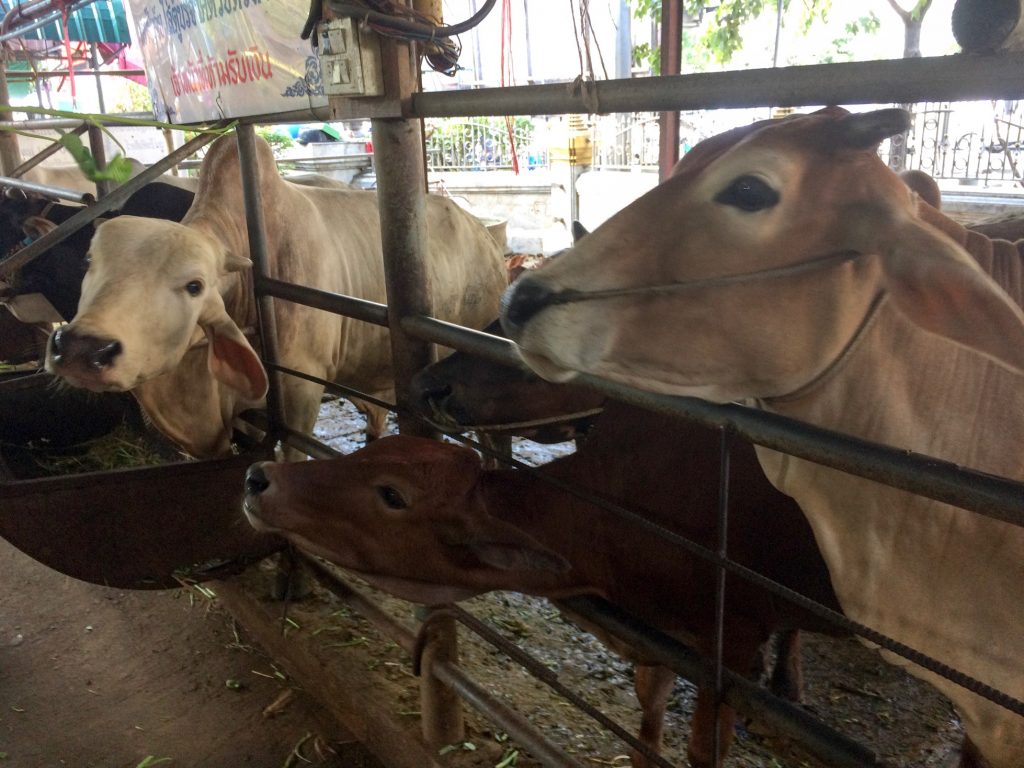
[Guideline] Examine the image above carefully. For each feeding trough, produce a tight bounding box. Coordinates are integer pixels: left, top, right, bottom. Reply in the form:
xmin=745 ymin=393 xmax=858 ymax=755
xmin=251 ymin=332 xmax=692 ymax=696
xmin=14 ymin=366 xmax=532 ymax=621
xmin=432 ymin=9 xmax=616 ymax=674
xmin=0 ymin=371 xmax=283 ymax=589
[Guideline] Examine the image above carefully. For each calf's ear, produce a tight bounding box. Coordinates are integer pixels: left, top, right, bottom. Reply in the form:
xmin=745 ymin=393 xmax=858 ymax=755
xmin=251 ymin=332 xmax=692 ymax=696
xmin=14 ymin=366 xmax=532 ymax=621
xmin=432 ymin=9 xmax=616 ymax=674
xmin=879 ymin=216 xmax=1024 ymax=375
xmin=466 ymin=519 xmax=570 ymax=574
xmin=200 ymin=297 xmax=268 ymax=401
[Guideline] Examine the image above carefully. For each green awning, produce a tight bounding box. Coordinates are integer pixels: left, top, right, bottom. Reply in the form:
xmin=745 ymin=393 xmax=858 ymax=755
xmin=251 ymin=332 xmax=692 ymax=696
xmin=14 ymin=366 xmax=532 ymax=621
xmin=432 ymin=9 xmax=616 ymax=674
xmin=0 ymin=0 xmax=131 ymax=44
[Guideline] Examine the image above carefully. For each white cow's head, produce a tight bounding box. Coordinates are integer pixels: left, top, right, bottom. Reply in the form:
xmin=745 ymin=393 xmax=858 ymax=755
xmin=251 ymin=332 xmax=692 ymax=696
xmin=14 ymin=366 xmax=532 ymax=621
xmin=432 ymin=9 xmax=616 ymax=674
xmin=45 ymin=215 xmax=268 ymax=402
xmin=501 ymin=107 xmax=1024 ymax=401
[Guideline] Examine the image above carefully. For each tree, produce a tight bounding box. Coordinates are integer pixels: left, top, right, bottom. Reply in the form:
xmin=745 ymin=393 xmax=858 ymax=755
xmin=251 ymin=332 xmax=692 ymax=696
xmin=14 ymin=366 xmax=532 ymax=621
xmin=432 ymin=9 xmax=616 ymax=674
xmin=882 ymin=0 xmax=933 ymax=57
xmin=631 ymin=0 xmax=834 ymax=67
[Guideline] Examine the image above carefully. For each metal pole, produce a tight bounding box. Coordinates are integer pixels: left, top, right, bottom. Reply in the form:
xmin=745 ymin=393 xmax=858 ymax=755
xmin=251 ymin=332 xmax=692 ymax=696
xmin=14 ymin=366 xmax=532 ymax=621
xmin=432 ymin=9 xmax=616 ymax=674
xmin=87 ymin=124 xmax=111 ymax=198
xmin=234 ymin=124 xmax=287 ymax=446
xmin=415 ymin=608 xmax=463 ymax=747
xmin=0 ymin=127 xmax=222 ymax=278
xmin=412 ymin=51 xmax=1024 ymax=117
xmin=0 ymin=174 xmax=94 ymax=202
xmin=9 ymin=122 xmax=88 ymax=178
xmin=0 ymin=55 xmax=22 ymax=175
xmin=657 ymin=0 xmax=681 ymax=181
xmin=372 ymin=114 xmax=462 ymax=746
xmin=89 ymin=43 xmax=105 ymax=114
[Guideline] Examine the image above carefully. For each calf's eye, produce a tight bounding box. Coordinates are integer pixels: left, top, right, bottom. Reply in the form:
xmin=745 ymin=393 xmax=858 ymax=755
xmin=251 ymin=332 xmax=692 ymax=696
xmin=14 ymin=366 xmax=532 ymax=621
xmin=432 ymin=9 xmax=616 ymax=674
xmin=377 ymin=485 xmax=408 ymax=510
xmin=714 ymin=175 xmax=780 ymax=212
xmin=185 ymin=280 xmax=204 ymax=297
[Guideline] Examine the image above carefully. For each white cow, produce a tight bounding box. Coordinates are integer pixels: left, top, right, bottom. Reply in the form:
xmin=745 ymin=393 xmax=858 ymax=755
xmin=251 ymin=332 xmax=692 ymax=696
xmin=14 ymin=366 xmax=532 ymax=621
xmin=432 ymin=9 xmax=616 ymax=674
xmin=501 ymin=107 xmax=1024 ymax=768
xmin=46 ymin=133 xmax=506 ymax=458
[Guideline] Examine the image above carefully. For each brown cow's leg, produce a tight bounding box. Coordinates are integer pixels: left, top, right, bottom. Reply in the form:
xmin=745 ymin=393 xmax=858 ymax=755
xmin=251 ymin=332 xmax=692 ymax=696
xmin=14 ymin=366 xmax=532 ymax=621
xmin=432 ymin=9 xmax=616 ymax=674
xmin=686 ymin=684 xmax=736 ymax=768
xmin=632 ymin=664 xmax=676 ymax=768
xmin=769 ymin=629 xmax=804 ymax=703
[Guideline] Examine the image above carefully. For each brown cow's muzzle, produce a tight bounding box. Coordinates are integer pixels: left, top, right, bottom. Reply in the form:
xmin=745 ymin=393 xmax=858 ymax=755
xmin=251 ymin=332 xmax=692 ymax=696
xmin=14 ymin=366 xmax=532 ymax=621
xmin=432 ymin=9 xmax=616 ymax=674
xmin=47 ymin=326 xmax=124 ymax=387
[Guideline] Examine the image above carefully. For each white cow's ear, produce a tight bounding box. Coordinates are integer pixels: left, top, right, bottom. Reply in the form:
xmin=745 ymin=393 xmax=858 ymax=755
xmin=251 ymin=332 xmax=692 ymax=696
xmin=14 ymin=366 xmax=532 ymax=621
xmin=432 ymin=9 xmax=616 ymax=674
xmin=880 ymin=217 xmax=1024 ymax=375
xmin=200 ymin=301 xmax=268 ymax=401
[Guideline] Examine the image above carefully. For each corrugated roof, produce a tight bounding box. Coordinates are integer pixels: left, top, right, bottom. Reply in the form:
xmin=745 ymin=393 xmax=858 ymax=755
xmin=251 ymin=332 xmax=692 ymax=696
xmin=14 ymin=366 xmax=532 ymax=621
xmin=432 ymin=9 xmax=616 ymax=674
xmin=0 ymin=0 xmax=131 ymax=44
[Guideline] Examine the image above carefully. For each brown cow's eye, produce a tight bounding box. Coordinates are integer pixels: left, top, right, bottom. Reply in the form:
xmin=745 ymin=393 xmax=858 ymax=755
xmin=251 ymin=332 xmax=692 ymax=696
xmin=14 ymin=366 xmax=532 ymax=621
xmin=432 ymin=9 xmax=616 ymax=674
xmin=377 ymin=485 xmax=408 ymax=510
xmin=714 ymin=175 xmax=779 ymax=212
xmin=185 ymin=280 xmax=203 ymax=297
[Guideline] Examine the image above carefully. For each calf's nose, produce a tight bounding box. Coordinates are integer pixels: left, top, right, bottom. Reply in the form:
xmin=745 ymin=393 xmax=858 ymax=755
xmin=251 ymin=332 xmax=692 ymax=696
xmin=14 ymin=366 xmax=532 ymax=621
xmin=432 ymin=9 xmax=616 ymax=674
xmin=500 ymin=276 xmax=556 ymax=337
xmin=50 ymin=326 xmax=123 ymax=370
xmin=245 ymin=464 xmax=271 ymax=496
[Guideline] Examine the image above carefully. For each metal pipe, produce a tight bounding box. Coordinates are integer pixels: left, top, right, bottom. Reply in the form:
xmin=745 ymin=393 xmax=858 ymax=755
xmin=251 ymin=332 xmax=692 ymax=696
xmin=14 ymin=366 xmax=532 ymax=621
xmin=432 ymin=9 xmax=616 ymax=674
xmin=0 ymin=0 xmax=98 ymax=44
xmin=416 ymin=609 xmax=464 ymax=746
xmin=0 ymin=174 xmax=94 ymax=203
xmin=371 ymin=118 xmax=438 ymax=440
xmin=431 ymin=660 xmax=588 ymax=768
xmin=0 ymin=112 xmax=158 ymax=131
xmin=261 ymin=276 xmax=389 ymax=327
xmin=303 ymin=556 xmax=585 ymax=768
xmin=0 ymin=127 xmax=223 ymax=278
xmin=86 ymin=124 xmax=110 ymax=198
xmin=8 ymin=122 xmax=88 ymax=178
xmin=0 ymin=61 xmax=21 ymax=175
xmin=398 ymin=313 xmax=1024 ymax=527
xmin=559 ymin=595 xmax=884 ymax=768
xmin=3 ymin=69 xmax=147 ymax=78
xmin=235 ymin=125 xmax=287 ymax=447
xmin=412 ymin=52 xmax=1024 ymax=117
xmin=657 ymin=0 xmax=682 ymax=181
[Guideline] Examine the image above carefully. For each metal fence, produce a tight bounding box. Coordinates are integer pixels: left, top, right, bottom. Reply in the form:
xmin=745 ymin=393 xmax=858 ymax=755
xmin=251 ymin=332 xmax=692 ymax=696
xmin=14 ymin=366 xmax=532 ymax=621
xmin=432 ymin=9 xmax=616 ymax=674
xmin=424 ymin=117 xmax=547 ymax=171
xmin=4 ymin=48 xmax=1024 ymax=768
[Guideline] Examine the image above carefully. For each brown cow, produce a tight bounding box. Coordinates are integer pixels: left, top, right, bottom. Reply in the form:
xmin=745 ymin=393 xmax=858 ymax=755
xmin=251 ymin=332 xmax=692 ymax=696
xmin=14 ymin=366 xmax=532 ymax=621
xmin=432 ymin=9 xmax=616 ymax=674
xmin=243 ymin=405 xmax=842 ymax=768
xmin=501 ymin=106 xmax=1024 ymax=768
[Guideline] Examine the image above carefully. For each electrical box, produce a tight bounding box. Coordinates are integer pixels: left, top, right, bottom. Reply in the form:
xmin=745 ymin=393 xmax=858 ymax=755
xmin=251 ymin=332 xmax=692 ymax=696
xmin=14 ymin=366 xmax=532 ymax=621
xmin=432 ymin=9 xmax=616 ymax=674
xmin=318 ymin=18 xmax=384 ymax=97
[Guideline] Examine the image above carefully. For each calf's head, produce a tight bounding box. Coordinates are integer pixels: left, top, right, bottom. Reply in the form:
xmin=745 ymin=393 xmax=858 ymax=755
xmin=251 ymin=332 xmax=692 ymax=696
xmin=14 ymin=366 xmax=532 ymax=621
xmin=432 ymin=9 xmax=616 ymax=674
xmin=243 ymin=436 xmax=568 ymax=604
xmin=502 ymin=107 xmax=1024 ymax=400
xmin=45 ymin=216 xmax=267 ymax=401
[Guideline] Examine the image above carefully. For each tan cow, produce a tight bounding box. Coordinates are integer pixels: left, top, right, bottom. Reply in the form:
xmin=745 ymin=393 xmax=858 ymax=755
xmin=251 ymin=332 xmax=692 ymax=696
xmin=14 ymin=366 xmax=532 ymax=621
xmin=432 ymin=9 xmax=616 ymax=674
xmin=501 ymin=108 xmax=1024 ymax=768
xmin=45 ymin=133 xmax=506 ymax=458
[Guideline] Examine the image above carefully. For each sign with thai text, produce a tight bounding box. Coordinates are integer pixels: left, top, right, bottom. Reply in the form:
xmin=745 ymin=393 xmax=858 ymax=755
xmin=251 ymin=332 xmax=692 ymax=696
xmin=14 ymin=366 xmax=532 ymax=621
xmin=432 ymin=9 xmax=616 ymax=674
xmin=128 ymin=0 xmax=327 ymax=123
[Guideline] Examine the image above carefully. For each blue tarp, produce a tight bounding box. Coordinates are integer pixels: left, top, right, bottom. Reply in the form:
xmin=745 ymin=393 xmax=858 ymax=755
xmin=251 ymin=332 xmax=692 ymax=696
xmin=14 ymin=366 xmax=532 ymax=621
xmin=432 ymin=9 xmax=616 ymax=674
xmin=0 ymin=0 xmax=131 ymax=44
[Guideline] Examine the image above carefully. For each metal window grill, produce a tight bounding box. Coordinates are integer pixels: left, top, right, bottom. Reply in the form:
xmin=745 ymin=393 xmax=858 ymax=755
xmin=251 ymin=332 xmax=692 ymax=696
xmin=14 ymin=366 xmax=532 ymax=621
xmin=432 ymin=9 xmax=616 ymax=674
xmin=2 ymin=48 xmax=1024 ymax=768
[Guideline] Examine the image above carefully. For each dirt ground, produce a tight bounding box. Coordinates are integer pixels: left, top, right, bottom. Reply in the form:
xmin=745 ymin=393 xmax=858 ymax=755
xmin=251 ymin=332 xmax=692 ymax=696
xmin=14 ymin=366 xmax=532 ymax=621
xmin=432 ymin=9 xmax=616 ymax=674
xmin=0 ymin=536 xmax=380 ymax=768
xmin=0 ymin=397 xmax=967 ymax=768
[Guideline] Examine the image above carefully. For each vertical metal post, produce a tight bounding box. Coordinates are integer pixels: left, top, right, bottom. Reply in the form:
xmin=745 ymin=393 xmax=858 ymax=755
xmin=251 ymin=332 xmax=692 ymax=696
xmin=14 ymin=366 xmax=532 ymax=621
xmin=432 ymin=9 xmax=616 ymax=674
xmin=87 ymin=124 xmax=112 ymax=199
xmin=416 ymin=608 xmax=463 ymax=746
xmin=234 ymin=124 xmax=287 ymax=445
xmin=89 ymin=43 xmax=106 ymax=114
xmin=0 ymin=57 xmax=22 ymax=175
xmin=372 ymin=115 xmax=462 ymax=746
xmin=657 ymin=0 xmax=682 ymax=181
xmin=712 ymin=427 xmax=732 ymax=768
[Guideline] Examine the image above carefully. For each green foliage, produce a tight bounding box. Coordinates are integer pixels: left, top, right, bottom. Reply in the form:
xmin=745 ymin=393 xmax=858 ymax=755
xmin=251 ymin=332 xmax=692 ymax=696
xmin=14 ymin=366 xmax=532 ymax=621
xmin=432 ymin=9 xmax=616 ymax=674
xmin=630 ymin=0 xmax=836 ymax=66
xmin=58 ymin=132 xmax=135 ymax=183
xmin=823 ymin=12 xmax=881 ymax=63
xmin=255 ymin=127 xmax=294 ymax=157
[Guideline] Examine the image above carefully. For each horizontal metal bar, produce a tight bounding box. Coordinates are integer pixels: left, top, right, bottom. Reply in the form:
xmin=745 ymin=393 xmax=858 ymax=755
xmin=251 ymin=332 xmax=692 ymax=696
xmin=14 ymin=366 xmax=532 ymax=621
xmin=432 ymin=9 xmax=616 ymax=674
xmin=399 ymin=314 xmax=1024 ymax=528
xmin=302 ymin=555 xmax=588 ymax=768
xmin=431 ymin=659 xmax=587 ymax=768
xmin=259 ymin=277 xmax=389 ymax=327
xmin=0 ymin=112 xmax=157 ymax=131
xmin=0 ymin=127 xmax=222 ymax=278
xmin=412 ymin=53 xmax=1024 ymax=117
xmin=0 ymin=174 xmax=94 ymax=203
xmin=4 ymin=69 xmax=147 ymax=78
xmin=559 ymin=595 xmax=883 ymax=768
xmin=0 ymin=0 xmax=97 ymax=43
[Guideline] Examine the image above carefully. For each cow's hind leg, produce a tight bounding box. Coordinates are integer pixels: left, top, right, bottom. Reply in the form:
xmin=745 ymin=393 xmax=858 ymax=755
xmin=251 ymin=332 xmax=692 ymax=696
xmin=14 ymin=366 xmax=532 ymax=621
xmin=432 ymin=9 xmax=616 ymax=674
xmin=768 ymin=629 xmax=804 ymax=703
xmin=632 ymin=663 xmax=676 ymax=768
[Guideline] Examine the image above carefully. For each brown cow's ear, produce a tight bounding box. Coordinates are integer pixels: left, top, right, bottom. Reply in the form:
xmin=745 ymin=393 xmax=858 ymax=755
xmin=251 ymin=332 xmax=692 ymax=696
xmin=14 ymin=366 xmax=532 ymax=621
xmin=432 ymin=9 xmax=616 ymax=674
xmin=466 ymin=519 xmax=570 ymax=574
xmin=879 ymin=215 xmax=1024 ymax=375
xmin=201 ymin=309 xmax=268 ymax=401
xmin=834 ymin=108 xmax=910 ymax=150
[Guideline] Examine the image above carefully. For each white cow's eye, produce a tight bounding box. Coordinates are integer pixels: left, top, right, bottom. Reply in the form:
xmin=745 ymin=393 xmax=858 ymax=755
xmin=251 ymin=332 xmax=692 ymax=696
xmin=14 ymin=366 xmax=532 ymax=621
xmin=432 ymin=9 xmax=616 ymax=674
xmin=714 ymin=175 xmax=780 ymax=212
xmin=376 ymin=485 xmax=408 ymax=510
xmin=185 ymin=280 xmax=204 ymax=297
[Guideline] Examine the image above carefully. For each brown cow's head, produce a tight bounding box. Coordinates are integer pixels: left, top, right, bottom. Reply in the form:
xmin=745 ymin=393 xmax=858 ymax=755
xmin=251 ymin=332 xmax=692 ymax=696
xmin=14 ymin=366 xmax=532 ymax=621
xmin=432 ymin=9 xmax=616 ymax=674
xmin=243 ymin=436 xmax=569 ymax=604
xmin=502 ymin=107 xmax=1024 ymax=399
xmin=45 ymin=215 xmax=267 ymax=403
